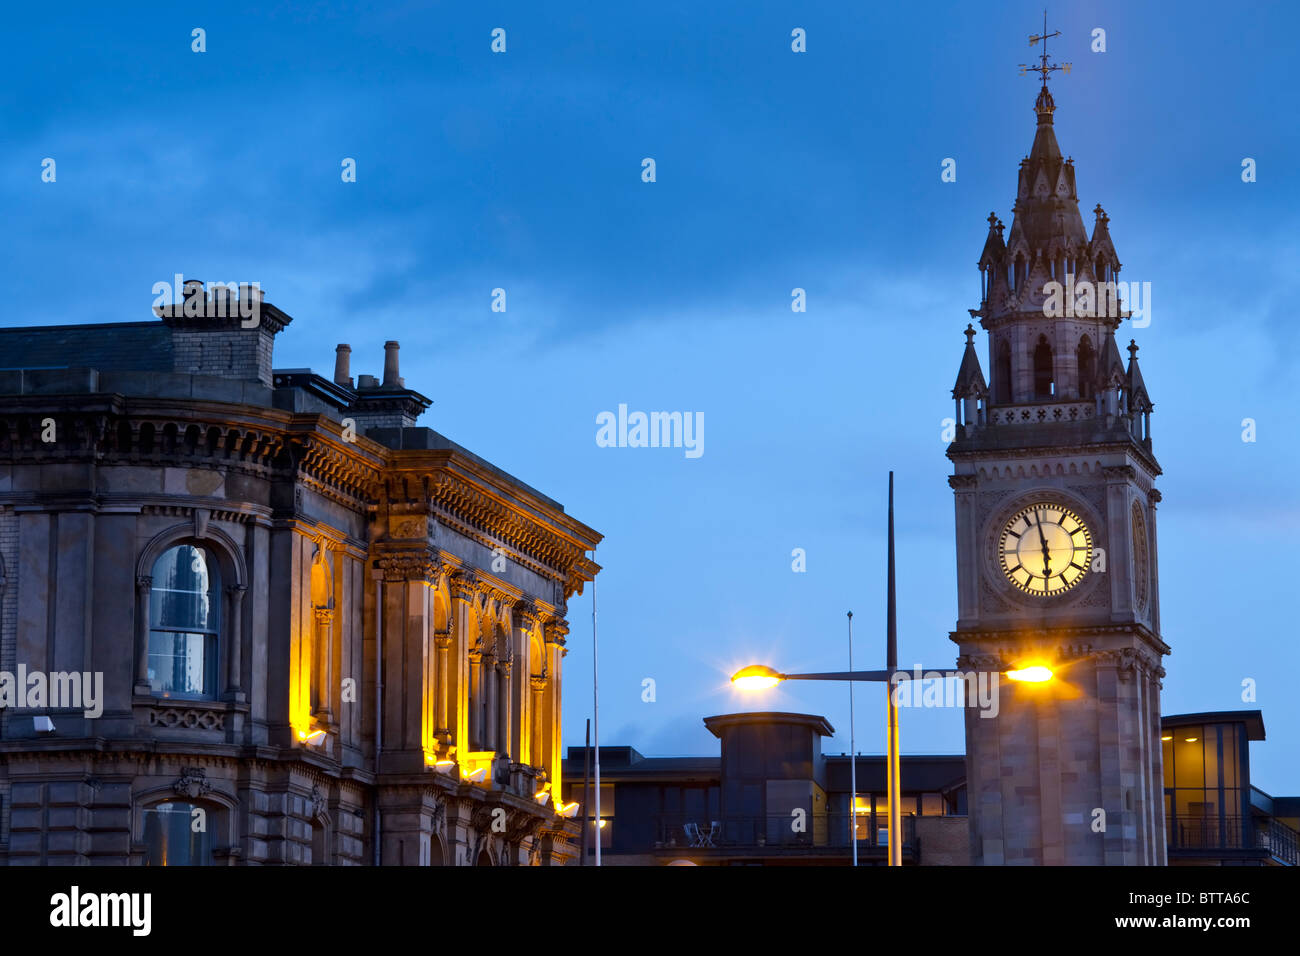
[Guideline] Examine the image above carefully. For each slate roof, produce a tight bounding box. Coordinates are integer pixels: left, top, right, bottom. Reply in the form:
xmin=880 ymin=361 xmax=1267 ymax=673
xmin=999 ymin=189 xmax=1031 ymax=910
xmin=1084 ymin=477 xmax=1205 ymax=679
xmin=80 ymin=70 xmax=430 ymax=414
xmin=0 ymin=322 xmax=173 ymax=372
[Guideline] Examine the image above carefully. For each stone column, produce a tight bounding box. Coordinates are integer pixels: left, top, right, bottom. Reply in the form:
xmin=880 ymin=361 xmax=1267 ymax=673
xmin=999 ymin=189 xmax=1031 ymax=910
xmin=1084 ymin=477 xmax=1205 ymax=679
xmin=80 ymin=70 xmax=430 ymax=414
xmin=468 ymin=646 xmax=483 ymax=751
xmin=226 ymin=584 xmax=247 ymax=701
xmin=1147 ymin=489 xmax=1162 ymax=636
xmin=449 ymin=575 xmax=477 ymax=760
xmin=948 ymin=475 xmax=979 ymax=626
xmin=530 ymin=676 xmax=547 ymax=772
xmin=513 ymin=603 xmax=539 ymax=765
xmin=544 ymin=618 xmax=569 ymax=793
xmin=1103 ymin=466 xmax=1136 ymax=617
xmin=374 ymin=554 xmax=437 ymax=773
xmin=134 ymin=575 xmax=153 ymax=694
xmin=313 ymin=608 xmax=333 ymax=723
xmin=497 ymin=660 xmax=512 ymax=760
xmin=434 ymin=629 xmax=452 ymax=744
xmin=484 ymin=653 xmax=498 ymax=753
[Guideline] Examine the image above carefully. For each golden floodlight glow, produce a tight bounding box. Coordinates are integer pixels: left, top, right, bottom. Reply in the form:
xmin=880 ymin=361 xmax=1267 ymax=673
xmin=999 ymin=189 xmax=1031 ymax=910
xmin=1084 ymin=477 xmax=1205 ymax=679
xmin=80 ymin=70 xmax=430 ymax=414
xmin=299 ymin=728 xmax=326 ymax=744
xmin=1004 ymin=665 xmax=1053 ymax=683
xmin=1185 ymin=737 xmax=1198 ymax=743
xmin=730 ymin=664 xmax=784 ymax=690
xmin=463 ymin=766 xmax=488 ymax=783
xmin=433 ymin=760 xmax=456 ymax=775
xmin=556 ymin=801 xmax=580 ymax=818
xmin=1161 ymin=736 xmax=1172 ymax=741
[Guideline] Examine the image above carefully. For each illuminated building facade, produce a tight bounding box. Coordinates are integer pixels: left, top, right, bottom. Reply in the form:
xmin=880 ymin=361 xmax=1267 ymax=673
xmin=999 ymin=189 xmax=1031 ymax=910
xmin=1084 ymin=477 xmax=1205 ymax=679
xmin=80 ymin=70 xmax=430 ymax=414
xmin=0 ymin=287 xmax=601 ymax=865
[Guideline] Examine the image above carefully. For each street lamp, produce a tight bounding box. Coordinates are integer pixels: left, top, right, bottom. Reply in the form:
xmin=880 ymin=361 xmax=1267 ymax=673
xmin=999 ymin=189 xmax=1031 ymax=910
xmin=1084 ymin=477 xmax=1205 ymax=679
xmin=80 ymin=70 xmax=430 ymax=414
xmin=730 ymin=658 xmax=1055 ymax=864
xmin=730 ymin=663 xmax=1055 ymax=686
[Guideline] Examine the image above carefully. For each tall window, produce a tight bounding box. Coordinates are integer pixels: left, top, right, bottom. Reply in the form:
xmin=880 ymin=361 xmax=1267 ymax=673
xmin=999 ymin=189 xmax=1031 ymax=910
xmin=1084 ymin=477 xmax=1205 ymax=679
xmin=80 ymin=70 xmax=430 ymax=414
xmin=1077 ymin=336 xmax=1097 ymax=400
xmin=143 ymin=801 xmax=213 ymax=866
xmin=995 ymin=340 xmax=1013 ymax=404
xmin=1033 ymin=336 xmax=1054 ymax=399
xmin=148 ymin=545 xmax=220 ymax=699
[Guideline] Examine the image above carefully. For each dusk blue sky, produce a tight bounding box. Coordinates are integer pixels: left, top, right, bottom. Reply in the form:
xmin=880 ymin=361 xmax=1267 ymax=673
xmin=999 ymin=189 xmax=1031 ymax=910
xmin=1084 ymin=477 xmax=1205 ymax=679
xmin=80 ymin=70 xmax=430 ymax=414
xmin=4 ymin=2 xmax=1297 ymax=794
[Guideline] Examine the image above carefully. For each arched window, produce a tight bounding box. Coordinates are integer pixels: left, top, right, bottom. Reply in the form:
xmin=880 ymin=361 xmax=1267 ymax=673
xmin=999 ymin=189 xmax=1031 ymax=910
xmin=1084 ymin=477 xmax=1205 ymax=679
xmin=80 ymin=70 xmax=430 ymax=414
xmin=142 ymin=801 xmax=214 ymax=866
xmin=148 ymin=545 xmax=220 ymax=699
xmin=1033 ymin=336 xmax=1054 ymax=399
xmin=994 ymin=339 xmax=1013 ymax=404
xmin=1077 ymin=336 xmax=1097 ymax=400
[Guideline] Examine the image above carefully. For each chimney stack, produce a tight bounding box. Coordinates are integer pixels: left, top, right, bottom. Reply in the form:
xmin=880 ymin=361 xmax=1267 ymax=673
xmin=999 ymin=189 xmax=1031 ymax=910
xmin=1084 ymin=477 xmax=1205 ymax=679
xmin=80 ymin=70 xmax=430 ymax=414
xmin=382 ymin=340 xmax=404 ymax=387
xmin=334 ymin=344 xmax=353 ymax=387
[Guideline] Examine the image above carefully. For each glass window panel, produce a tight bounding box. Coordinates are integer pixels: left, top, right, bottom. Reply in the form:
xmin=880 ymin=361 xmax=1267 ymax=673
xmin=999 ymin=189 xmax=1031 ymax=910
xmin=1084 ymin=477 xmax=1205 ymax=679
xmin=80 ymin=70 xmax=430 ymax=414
xmin=150 ymin=546 xmax=219 ymax=632
xmin=1204 ymin=727 xmax=1219 ymax=789
xmin=1173 ymin=729 xmax=1204 ymax=789
xmin=143 ymin=802 xmax=212 ymax=866
xmin=874 ymin=796 xmax=890 ymax=845
xmin=1222 ymin=785 xmax=1240 ymax=820
xmin=596 ymin=784 xmax=615 ymax=817
xmin=852 ymin=794 xmax=870 ymax=841
xmin=147 ymin=631 xmax=216 ymax=697
xmin=1222 ymin=726 xmax=1238 ymax=789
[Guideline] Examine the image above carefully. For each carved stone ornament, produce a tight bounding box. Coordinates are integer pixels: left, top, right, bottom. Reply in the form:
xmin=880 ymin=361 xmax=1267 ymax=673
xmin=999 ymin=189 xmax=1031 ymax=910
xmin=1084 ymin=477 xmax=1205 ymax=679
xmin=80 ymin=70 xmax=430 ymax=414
xmin=173 ymin=767 xmax=213 ymax=799
xmin=450 ymin=574 xmax=479 ymax=601
xmin=376 ymin=553 xmax=442 ymax=583
xmin=389 ymin=515 xmax=431 ymax=540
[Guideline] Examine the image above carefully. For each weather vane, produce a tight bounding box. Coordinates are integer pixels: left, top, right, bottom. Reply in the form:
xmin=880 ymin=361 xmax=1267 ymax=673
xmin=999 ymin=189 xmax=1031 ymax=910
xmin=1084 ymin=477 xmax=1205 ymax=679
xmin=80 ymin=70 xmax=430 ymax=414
xmin=1019 ymin=10 xmax=1071 ymax=86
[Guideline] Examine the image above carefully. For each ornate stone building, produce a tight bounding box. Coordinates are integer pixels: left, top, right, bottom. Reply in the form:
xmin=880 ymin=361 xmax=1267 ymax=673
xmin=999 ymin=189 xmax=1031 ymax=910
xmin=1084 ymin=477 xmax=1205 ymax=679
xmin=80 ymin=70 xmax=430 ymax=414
xmin=946 ymin=74 xmax=1166 ymax=864
xmin=0 ymin=286 xmax=601 ymax=865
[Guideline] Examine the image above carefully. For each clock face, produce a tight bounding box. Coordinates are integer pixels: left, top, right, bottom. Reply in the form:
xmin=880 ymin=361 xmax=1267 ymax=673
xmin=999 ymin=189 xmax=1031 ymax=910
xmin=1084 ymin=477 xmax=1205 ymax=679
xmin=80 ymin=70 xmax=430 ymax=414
xmin=999 ymin=503 xmax=1093 ymax=596
xmin=1132 ymin=503 xmax=1149 ymax=611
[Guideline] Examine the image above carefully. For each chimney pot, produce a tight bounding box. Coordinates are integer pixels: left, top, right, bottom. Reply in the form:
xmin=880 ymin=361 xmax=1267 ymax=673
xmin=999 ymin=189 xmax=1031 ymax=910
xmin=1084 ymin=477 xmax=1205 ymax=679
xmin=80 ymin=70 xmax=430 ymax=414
xmin=382 ymin=340 xmax=403 ymax=388
xmin=334 ymin=344 xmax=353 ymax=387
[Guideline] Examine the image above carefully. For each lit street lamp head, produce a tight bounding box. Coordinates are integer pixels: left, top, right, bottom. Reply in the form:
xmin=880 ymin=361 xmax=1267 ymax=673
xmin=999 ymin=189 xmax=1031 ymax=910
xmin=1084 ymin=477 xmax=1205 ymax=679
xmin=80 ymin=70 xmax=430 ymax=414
xmin=731 ymin=664 xmax=784 ymax=690
xmin=1004 ymin=664 xmax=1054 ymax=683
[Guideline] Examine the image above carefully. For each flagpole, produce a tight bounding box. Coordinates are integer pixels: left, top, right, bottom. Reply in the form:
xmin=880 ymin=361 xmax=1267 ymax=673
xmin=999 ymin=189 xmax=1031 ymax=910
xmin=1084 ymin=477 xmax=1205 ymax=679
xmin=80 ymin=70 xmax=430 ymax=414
xmin=886 ymin=471 xmax=902 ymax=866
xmin=848 ymin=610 xmax=857 ymax=867
xmin=591 ymin=547 xmax=601 ymax=867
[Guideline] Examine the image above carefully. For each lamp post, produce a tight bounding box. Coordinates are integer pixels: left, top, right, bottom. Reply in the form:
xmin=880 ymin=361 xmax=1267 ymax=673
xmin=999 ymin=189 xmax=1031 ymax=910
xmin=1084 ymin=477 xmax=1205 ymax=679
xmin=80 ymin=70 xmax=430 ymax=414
xmin=885 ymin=472 xmax=900 ymax=867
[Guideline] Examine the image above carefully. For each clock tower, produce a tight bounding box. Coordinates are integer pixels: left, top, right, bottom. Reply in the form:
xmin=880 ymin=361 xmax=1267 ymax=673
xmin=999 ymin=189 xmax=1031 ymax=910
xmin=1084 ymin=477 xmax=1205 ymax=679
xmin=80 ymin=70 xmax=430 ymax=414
xmin=946 ymin=51 xmax=1167 ymax=865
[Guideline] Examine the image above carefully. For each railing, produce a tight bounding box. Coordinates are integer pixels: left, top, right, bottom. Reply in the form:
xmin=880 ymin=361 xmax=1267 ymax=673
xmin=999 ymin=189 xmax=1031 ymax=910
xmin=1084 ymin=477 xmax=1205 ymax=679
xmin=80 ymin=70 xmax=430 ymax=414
xmin=987 ymin=400 xmax=1095 ymax=426
xmin=1168 ymin=815 xmax=1299 ymax=866
xmin=652 ymin=813 xmax=917 ymax=852
xmin=1257 ymin=818 xmax=1299 ymax=866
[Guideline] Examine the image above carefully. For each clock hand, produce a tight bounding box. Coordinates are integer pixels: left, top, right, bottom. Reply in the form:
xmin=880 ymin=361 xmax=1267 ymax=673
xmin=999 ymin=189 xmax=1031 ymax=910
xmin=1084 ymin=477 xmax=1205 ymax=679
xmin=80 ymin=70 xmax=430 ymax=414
xmin=1036 ymin=511 xmax=1052 ymax=579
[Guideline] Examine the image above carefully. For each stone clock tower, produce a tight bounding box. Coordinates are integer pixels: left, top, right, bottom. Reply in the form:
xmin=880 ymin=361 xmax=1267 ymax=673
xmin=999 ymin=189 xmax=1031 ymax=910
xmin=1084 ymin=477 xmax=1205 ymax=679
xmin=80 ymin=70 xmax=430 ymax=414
xmin=946 ymin=67 xmax=1167 ymax=865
